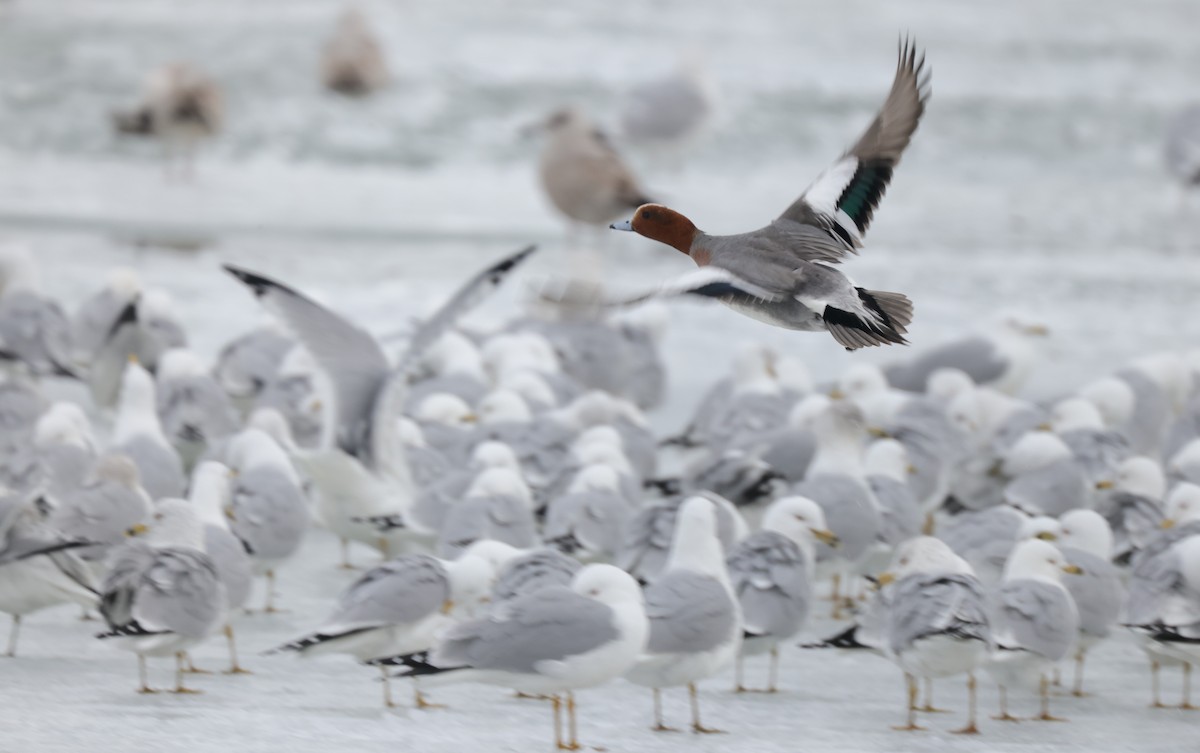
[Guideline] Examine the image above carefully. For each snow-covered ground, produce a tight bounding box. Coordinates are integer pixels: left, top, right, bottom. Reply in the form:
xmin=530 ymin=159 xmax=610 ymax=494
xmin=2 ymin=0 xmax=1200 ymax=750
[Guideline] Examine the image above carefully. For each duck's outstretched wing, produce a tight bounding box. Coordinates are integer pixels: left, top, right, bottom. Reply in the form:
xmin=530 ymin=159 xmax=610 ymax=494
xmin=777 ymin=39 xmax=930 ymax=254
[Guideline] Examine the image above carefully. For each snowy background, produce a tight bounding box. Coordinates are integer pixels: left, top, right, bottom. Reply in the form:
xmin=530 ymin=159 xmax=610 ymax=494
xmin=2 ymin=0 xmax=1199 ymax=750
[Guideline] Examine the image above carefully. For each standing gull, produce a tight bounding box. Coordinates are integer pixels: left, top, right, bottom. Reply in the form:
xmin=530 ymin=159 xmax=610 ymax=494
xmin=985 ymin=539 xmax=1082 ymax=722
xmin=625 ymin=497 xmax=742 ymax=733
xmin=877 ymin=537 xmax=992 ymax=734
xmin=97 ymin=499 xmax=226 ymax=694
xmin=727 ymin=496 xmax=835 ymax=692
xmin=114 ymin=360 xmax=186 ymax=502
xmin=606 ymin=41 xmax=927 ymax=349
xmin=379 ymin=564 xmax=648 ymax=751
xmin=1054 ymin=510 xmax=1124 ymax=696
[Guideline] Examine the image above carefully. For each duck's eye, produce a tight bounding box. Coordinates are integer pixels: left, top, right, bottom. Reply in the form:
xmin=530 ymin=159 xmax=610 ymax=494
xmin=641 ymin=209 xmax=657 ymax=221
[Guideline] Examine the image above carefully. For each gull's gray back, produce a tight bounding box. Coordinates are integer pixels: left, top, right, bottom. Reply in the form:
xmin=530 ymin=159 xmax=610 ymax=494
xmin=727 ymin=530 xmax=811 ymax=639
xmin=991 ymin=578 xmax=1077 ymax=662
xmin=644 ymin=569 xmax=737 ymax=655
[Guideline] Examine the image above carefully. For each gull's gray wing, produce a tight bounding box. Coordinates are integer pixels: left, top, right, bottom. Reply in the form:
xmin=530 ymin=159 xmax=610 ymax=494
xmin=370 ymin=246 xmax=537 ymax=477
xmin=49 ymin=477 xmax=151 ymax=562
xmin=939 ymin=507 xmax=1024 ymax=579
xmin=992 ymin=578 xmax=1077 ymax=662
xmin=223 ymin=264 xmax=389 ymax=457
xmin=118 ymin=434 xmax=185 ymax=502
xmin=644 ymin=570 xmax=737 ymax=654
xmin=683 ymin=450 xmax=781 ymax=508
xmin=776 ymin=40 xmax=929 ymax=253
xmin=1098 ymin=491 xmax=1163 ymax=561
xmin=1060 ymin=429 xmax=1130 ymax=483
xmin=615 ymin=502 xmax=674 ymax=582
xmin=869 ymin=475 xmax=921 ymax=545
xmin=1116 ymin=368 xmax=1171 ymax=455
xmin=405 ymin=444 xmax=455 ymax=489
xmin=433 ymin=585 xmax=618 ymax=673
xmin=1004 ymin=459 xmax=1088 ymax=518
xmin=213 ymin=328 xmax=295 ymax=401
xmin=888 ymin=572 xmax=991 ymax=655
xmin=331 ymin=554 xmax=449 ymax=627
xmin=727 ymin=530 xmax=810 ymax=639
xmin=204 ymin=525 xmax=253 ymax=609
xmin=491 ymin=550 xmax=581 ymax=604
xmin=544 ymin=488 xmax=633 ymax=558
xmin=437 ymin=494 xmax=538 ymax=559
xmin=0 ymin=291 xmax=77 ymax=377
xmin=158 ymin=375 xmax=240 ymax=449
xmin=1059 ymin=546 xmax=1123 ymax=640
xmin=229 ymin=467 xmax=310 ymax=562
xmin=884 ymin=337 xmax=1006 ymax=392
xmin=101 ymin=543 xmax=225 ymax=640
xmin=792 ymin=473 xmax=881 ymax=562
xmin=752 ymin=425 xmax=815 ymax=483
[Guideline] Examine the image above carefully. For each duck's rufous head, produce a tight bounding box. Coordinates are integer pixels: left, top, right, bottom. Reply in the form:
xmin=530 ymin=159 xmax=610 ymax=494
xmin=610 ymin=204 xmax=698 ymax=255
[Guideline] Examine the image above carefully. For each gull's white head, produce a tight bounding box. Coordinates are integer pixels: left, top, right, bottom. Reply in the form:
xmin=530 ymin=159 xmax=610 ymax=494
xmin=1017 ymin=515 xmax=1062 ymax=544
xmin=1105 ymin=456 xmax=1164 ymax=498
xmin=444 ymin=553 xmax=498 ymax=617
xmin=1169 ymin=439 xmax=1200 ymax=479
xmin=865 ymin=439 xmax=912 ymax=481
xmin=470 ymin=441 xmax=520 ymax=471
xmin=888 ymin=536 xmax=973 ymax=579
xmin=1078 ymin=377 xmax=1135 ymax=429
xmin=144 ymin=498 xmax=206 ymax=551
xmin=572 ymin=563 xmax=645 ymax=608
xmin=114 ymin=360 xmax=162 ymax=443
xmin=788 ymin=394 xmax=832 ymax=429
xmin=1003 ymin=432 xmax=1071 ymax=475
xmin=34 ymin=402 xmax=95 ymax=451
xmin=574 ymin=425 xmax=624 ymax=453
xmin=416 ymin=393 xmax=477 ymax=428
xmin=838 ymin=363 xmax=888 ymax=400
xmin=477 ymin=390 xmax=532 ymax=425
xmin=228 ymin=428 xmax=290 ymax=475
xmin=157 ymin=348 xmax=208 ymax=382
xmin=1164 ymin=483 xmax=1200 ymax=527
xmin=568 ymin=463 xmax=623 ymax=494
xmin=1004 ymin=539 xmax=1081 ymax=583
xmin=466 ymin=467 xmax=531 ymax=504
xmin=926 ymin=368 xmax=975 ymax=403
xmin=1058 ymin=510 xmax=1113 ymax=559
xmin=395 ymin=417 xmax=426 ymax=448
xmin=761 ymin=496 xmax=836 ymax=553
xmin=1050 ymin=397 xmax=1105 ymax=433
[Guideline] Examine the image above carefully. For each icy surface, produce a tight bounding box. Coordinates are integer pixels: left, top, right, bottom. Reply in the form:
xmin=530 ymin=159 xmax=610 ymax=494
xmin=2 ymin=0 xmax=1200 ymax=750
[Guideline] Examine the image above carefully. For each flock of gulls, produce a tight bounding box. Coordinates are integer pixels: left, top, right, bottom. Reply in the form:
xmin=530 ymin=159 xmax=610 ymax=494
xmin=3 ymin=14 xmax=1200 ymax=752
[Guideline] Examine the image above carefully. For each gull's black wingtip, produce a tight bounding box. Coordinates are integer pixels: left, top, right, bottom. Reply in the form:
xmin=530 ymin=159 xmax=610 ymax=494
xmin=493 ymin=244 xmax=538 ymax=274
xmin=222 ymin=264 xmax=278 ymax=298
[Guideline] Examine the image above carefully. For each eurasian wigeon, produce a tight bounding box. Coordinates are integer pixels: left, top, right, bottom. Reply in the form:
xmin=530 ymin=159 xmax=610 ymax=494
xmin=533 ymin=107 xmax=655 ymax=226
xmin=609 ymin=41 xmax=930 ymax=350
xmin=322 ymin=7 xmax=390 ymax=97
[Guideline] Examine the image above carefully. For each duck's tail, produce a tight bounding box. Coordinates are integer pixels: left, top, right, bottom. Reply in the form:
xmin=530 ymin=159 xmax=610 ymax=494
xmin=823 ymin=288 xmax=913 ymax=350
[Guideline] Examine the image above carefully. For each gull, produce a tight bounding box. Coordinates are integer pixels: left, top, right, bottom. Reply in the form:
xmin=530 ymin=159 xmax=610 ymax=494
xmin=0 ymin=490 xmax=98 ymax=656
xmin=255 ymin=344 xmax=325 ymax=449
xmin=156 ymin=348 xmax=240 ymax=469
xmin=1126 ymin=484 xmax=1200 ymax=708
xmin=625 ymin=497 xmax=742 ymax=733
xmin=321 ymin=7 xmax=389 ymax=97
xmin=379 ymin=564 xmax=648 ymax=751
xmin=225 ymin=428 xmax=311 ymax=612
xmin=189 ymin=461 xmax=253 ymax=674
xmin=884 ymin=314 xmax=1050 ymax=394
xmin=999 ymin=432 xmax=1090 ymax=518
xmin=97 ymin=499 xmax=227 ymax=694
xmin=727 ymin=496 xmax=836 ymax=692
xmin=436 ymin=467 xmax=538 ymax=559
xmin=875 ymin=537 xmax=992 ymax=734
xmin=617 ymin=492 xmax=747 ymax=585
xmin=532 ymin=107 xmax=654 ymax=228
xmin=606 ymin=41 xmax=928 ymax=349
xmin=620 ymin=54 xmax=717 ymax=153
xmin=1054 ymin=510 xmax=1124 ymax=697
xmin=488 ymin=546 xmax=581 ymax=606
xmin=985 ymin=539 xmax=1082 ymax=722
xmin=224 ymin=246 xmax=537 ymax=567
xmin=1093 ymin=456 xmax=1166 ymax=563
xmin=70 ymin=267 xmax=141 ymax=367
xmin=212 ymin=323 xmax=296 ymax=415
xmin=135 ymin=289 xmax=189 ymax=371
xmin=544 ymin=464 xmax=637 ymax=561
xmin=46 ymin=453 xmax=153 ymax=574
xmin=272 ymin=551 xmax=494 ymax=709
xmin=405 ymin=331 xmax=490 ymax=411
xmin=114 ymin=359 xmax=186 ymax=502
xmin=33 ymin=401 xmax=98 ymax=500
xmin=0 ymin=245 xmax=78 ymax=378
xmin=113 ymin=63 xmax=223 ymax=179
xmin=1049 ymin=397 xmax=1130 ymax=484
